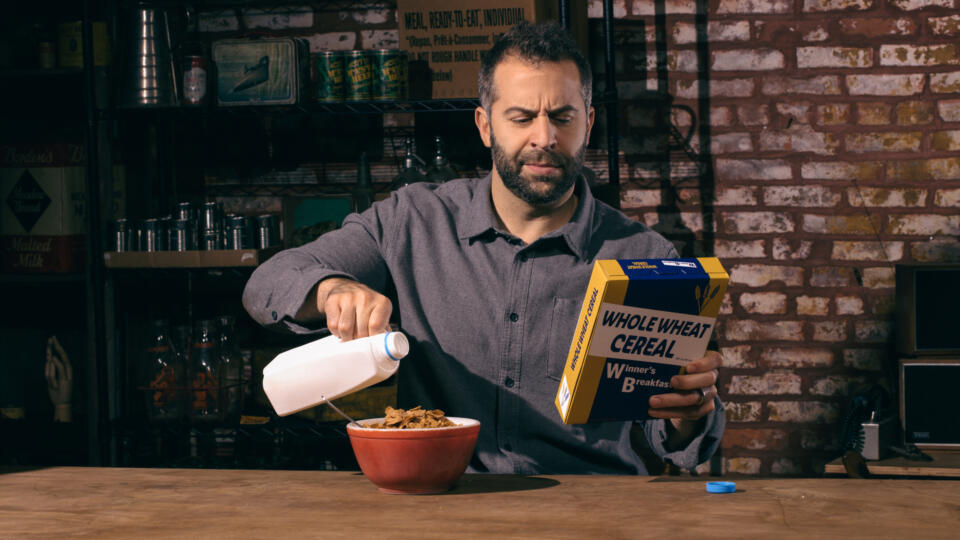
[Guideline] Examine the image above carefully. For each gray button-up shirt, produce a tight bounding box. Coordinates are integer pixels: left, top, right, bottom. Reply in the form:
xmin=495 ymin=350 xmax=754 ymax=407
xmin=243 ymin=173 xmax=724 ymax=474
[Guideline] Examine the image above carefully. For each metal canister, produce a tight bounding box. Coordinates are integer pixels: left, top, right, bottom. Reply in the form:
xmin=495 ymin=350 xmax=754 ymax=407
xmin=255 ymin=215 xmax=274 ymax=249
xmin=111 ymin=218 xmax=130 ymax=252
xmin=172 ymin=218 xmax=191 ymax=251
xmin=315 ymin=51 xmax=345 ymax=102
xmin=183 ymin=54 xmax=209 ymax=106
xmin=141 ymin=218 xmax=159 ymax=252
xmin=373 ymin=49 xmax=407 ymax=101
xmin=226 ymin=215 xmax=249 ymax=249
xmin=344 ymin=50 xmax=373 ymax=101
xmin=158 ymin=215 xmax=172 ymax=250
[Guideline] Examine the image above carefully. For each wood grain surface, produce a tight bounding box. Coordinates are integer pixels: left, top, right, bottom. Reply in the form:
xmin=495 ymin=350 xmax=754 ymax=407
xmin=1 ymin=467 xmax=959 ymax=539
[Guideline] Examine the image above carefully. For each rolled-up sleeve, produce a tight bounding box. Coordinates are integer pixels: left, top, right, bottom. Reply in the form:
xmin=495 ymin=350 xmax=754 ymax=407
xmin=242 ymin=196 xmax=398 ymax=334
xmin=639 ymin=397 xmax=726 ymax=470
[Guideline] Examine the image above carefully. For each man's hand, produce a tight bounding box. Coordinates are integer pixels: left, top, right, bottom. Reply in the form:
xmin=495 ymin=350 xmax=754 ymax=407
xmin=313 ymin=277 xmax=393 ymax=341
xmin=648 ymin=350 xmax=722 ymax=447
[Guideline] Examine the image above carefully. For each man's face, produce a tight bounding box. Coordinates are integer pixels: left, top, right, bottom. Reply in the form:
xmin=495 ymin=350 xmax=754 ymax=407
xmin=476 ymin=56 xmax=594 ymax=206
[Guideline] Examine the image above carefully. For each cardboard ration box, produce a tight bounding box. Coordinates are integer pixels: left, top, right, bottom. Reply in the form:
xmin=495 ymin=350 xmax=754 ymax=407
xmin=397 ymin=0 xmax=588 ymax=99
xmin=213 ymin=38 xmax=311 ymax=106
xmin=0 ymin=144 xmax=125 ymax=273
xmin=555 ymin=258 xmax=729 ymax=424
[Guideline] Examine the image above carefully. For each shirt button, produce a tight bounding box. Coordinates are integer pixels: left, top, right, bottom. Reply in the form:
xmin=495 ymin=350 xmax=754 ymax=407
xmin=509 ymin=312 xmax=518 ymax=322
xmin=504 ymin=377 xmax=514 ymax=388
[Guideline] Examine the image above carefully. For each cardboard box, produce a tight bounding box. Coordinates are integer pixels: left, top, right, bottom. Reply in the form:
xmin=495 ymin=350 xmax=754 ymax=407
xmin=397 ymin=0 xmax=588 ymax=99
xmin=555 ymin=258 xmax=728 ymax=424
xmin=213 ymin=38 xmax=311 ymax=106
xmin=1 ymin=144 xmax=125 ymax=273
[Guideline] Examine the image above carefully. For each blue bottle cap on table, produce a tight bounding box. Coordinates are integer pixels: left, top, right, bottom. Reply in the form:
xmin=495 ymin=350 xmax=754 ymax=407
xmin=706 ymin=481 xmax=736 ymax=493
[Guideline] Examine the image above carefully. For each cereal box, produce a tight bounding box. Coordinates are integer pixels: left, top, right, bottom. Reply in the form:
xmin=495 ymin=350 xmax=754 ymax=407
xmin=555 ymin=258 xmax=728 ymax=424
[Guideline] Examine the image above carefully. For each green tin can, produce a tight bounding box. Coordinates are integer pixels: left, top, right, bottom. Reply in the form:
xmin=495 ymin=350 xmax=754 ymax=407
xmin=314 ymin=51 xmax=345 ymax=102
xmin=373 ymin=49 xmax=408 ymax=101
xmin=345 ymin=50 xmax=373 ymax=101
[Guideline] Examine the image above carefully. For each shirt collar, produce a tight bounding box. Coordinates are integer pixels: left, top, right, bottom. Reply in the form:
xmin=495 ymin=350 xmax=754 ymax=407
xmin=457 ymin=172 xmax=596 ymax=261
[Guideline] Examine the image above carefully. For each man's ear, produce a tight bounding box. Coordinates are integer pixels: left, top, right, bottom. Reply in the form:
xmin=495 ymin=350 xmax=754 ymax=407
xmin=475 ymin=106 xmax=492 ymax=148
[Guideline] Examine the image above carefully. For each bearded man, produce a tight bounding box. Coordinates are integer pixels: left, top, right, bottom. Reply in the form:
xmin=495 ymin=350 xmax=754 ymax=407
xmin=243 ymin=21 xmax=724 ymax=474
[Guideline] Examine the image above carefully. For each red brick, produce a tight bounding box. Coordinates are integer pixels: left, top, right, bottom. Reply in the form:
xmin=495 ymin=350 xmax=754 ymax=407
xmin=938 ymin=100 xmax=960 ymax=122
xmin=673 ymin=21 xmax=751 ymax=44
xmin=935 ymin=188 xmax=960 ymax=207
xmin=888 ymin=158 xmax=960 ymax=180
xmin=931 ymin=71 xmax=960 ymax=93
xmin=760 ymin=126 xmax=840 ymax=154
xmin=740 ymin=292 xmax=788 ymax=314
xmin=845 ymin=132 xmax=922 ymax=153
xmin=810 ymin=266 xmax=855 ymax=287
xmin=722 ymin=212 xmax=795 ymax=234
xmin=760 ymin=347 xmax=834 ymax=368
xmin=862 ymin=268 xmax=895 ymax=288
xmin=857 ymin=102 xmax=891 ymax=125
xmin=932 ymin=130 xmax=960 ymax=151
xmin=847 ymin=187 xmax=927 ymax=207
xmin=836 ymin=295 xmax=865 ymax=315
xmin=817 ymin=103 xmax=851 ymax=126
xmin=843 ymin=349 xmax=885 ymax=370
xmin=889 ymin=215 xmax=960 ymax=235
xmin=620 ymin=189 xmax=660 ymax=208
xmin=716 ymin=159 xmax=792 ymax=180
xmin=724 ymin=320 xmax=806 ymax=341
xmin=713 ymin=49 xmax=786 ymax=71
xmin=929 ymin=15 xmax=960 ymax=37
xmin=796 ymin=295 xmax=830 ymax=315
xmin=717 ymin=0 xmax=793 ymax=13
xmin=723 ymin=428 xmax=788 ymax=450
xmin=839 ymin=17 xmax=917 ymax=37
xmin=762 ymin=75 xmax=842 ymax=95
xmin=730 ymin=264 xmax=804 ymax=286
xmin=813 ymin=320 xmax=847 ymax=342
xmin=797 ymin=47 xmax=872 ymax=68
xmin=776 ymin=101 xmax=813 ymax=124
xmin=831 ymin=241 xmax=904 ymax=261
xmin=711 ymin=132 xmax=754 ymax=153
xmin=725 ymin=401 xmax=763 ymax=422
xmin=854 ymin=320 xmax=894 ymax=342
xmin=726 ymin=458 xmax=762 ymax=474
xmin=721 ymin=345 xmax=755 ymax=368
xmin=880 ymin=44 xmax=959 ymax=67
xmin=716 ymin=239 xmax=767 ymax=258
xmin=802 ymin=0 xmax=873 ymax=11
xmin=631 ymin=0 xmax=696 ymax=15
xmin=800 ymin=161 xmax=882 ymax=180
xmin=896 ymin=101 xmax=934 ymax=125
xmin=675 ymin=78 xmax=755 ymax=98
xmin=715 ymin=186 xmax=759 ymax=206
xmin=872 ymin=295 xmax=896 ymax=316
xmin=766 ymin=186 xmax=841 ymax=207
xmin=810 ymin=375 xmax=870 ymax=396
xmin=803 ymin=214 xmax=881 ymax=234
xmin=847 ymin=74 xmax=925 ymax=95
xmin=738 ymin=104 xmax=770 ymax=126
xmin=772 ymin=238 xmax=813 ymax=260
xmin=768 ymin=401 xmax=839 ymax=423
xmin=890 ymin=0 xmax=954 ymax=9
xmin=728 ymin=372 xmax=802 ymax=395
xmin=911 ymin=240 xmax=960 ymax=261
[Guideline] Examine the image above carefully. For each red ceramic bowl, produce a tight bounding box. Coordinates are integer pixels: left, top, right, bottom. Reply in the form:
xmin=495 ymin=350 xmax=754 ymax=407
xmin=346 ymin=417 xmax=480 ymax=495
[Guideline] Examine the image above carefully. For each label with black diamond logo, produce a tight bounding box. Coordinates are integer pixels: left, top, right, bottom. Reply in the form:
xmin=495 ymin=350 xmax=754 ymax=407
xmin=6 ymin=170 xmax=52 ymax=233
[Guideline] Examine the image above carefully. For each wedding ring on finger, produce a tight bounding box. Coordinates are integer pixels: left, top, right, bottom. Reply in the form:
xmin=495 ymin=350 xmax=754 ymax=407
xmin=694 ymin=387 xmax=707 ymax=407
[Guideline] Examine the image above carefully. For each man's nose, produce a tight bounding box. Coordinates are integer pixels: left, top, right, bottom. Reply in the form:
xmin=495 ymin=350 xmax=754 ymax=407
xmin=529 ymin=116 xmax=557 ymax=149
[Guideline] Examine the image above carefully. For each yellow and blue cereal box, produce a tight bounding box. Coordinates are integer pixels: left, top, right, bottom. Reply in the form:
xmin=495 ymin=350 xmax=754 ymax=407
xmin=555 ymin=258 xmax=728 ymax=424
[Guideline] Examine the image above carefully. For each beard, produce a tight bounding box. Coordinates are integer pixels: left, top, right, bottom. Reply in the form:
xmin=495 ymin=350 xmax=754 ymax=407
xmin=491 ymin=129 xmax=586 ymax=206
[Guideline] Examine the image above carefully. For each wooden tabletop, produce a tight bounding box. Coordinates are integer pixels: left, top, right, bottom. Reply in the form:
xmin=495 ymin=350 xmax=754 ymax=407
xmin=2 ymin=467 xmax=959 ymax=539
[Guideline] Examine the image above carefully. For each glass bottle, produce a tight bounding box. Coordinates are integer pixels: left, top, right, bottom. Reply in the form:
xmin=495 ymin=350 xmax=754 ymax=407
xmin=425 ymin=135 xmax=458 ymax=183
xmin=389 ymin=137 xmax=426 ymax=190
xmin=217 ymin=315 xmax=242 ymax=420
xmin=144 ymin=319 xmax=180 ymax=422
xmin=353 ymin=151 xmax=374 ymax=213
xmin=189 ymin=319 xmax=220 ymax=422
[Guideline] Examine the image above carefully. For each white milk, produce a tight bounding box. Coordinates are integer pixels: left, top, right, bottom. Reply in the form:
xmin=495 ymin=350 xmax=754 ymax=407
xmin=262 ymin=331 xmax=409 ymax=416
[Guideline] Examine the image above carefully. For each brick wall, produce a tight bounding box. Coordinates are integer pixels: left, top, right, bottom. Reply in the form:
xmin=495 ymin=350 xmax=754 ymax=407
xmin=610 ymin=0 xmax=960 ymax=475
xmin=198 ymin=1 xmax=960 ymax=475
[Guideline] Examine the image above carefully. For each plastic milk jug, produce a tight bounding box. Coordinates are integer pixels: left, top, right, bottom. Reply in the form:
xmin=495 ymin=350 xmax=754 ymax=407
xmin=262 ymin=331 xmax=409 ymax=416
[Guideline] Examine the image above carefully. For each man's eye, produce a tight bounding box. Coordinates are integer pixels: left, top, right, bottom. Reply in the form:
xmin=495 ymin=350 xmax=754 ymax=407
xmin=512 ymin=117 xmax=532 ymax=124
xmin=553 ymin=116 xmax=573 ymax=124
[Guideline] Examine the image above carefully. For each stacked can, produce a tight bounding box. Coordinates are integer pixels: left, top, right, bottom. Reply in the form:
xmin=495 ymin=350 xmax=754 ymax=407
xmin=315 ymin=51 xmax=345 ymax=102
xmin=373 ymin=49 xmax=408 ymax=101
xmin=200 ymin=201 xmax=221 ymax=250
xmin=345 ymin=50 xmax=373 ymax=101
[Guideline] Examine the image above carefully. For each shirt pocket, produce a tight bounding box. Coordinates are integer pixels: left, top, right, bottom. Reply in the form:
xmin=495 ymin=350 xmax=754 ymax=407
xmin=546 ymin=297 xmax=582 ymax=382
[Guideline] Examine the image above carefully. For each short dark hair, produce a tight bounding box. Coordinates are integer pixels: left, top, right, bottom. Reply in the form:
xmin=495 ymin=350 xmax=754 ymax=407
xmin=478 ymin=20 xmax=592 ymax=112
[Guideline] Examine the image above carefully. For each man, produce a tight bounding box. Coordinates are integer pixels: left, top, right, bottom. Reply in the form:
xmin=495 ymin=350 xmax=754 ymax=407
xmin=243 ymin=21 xmax=724 ymax=474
